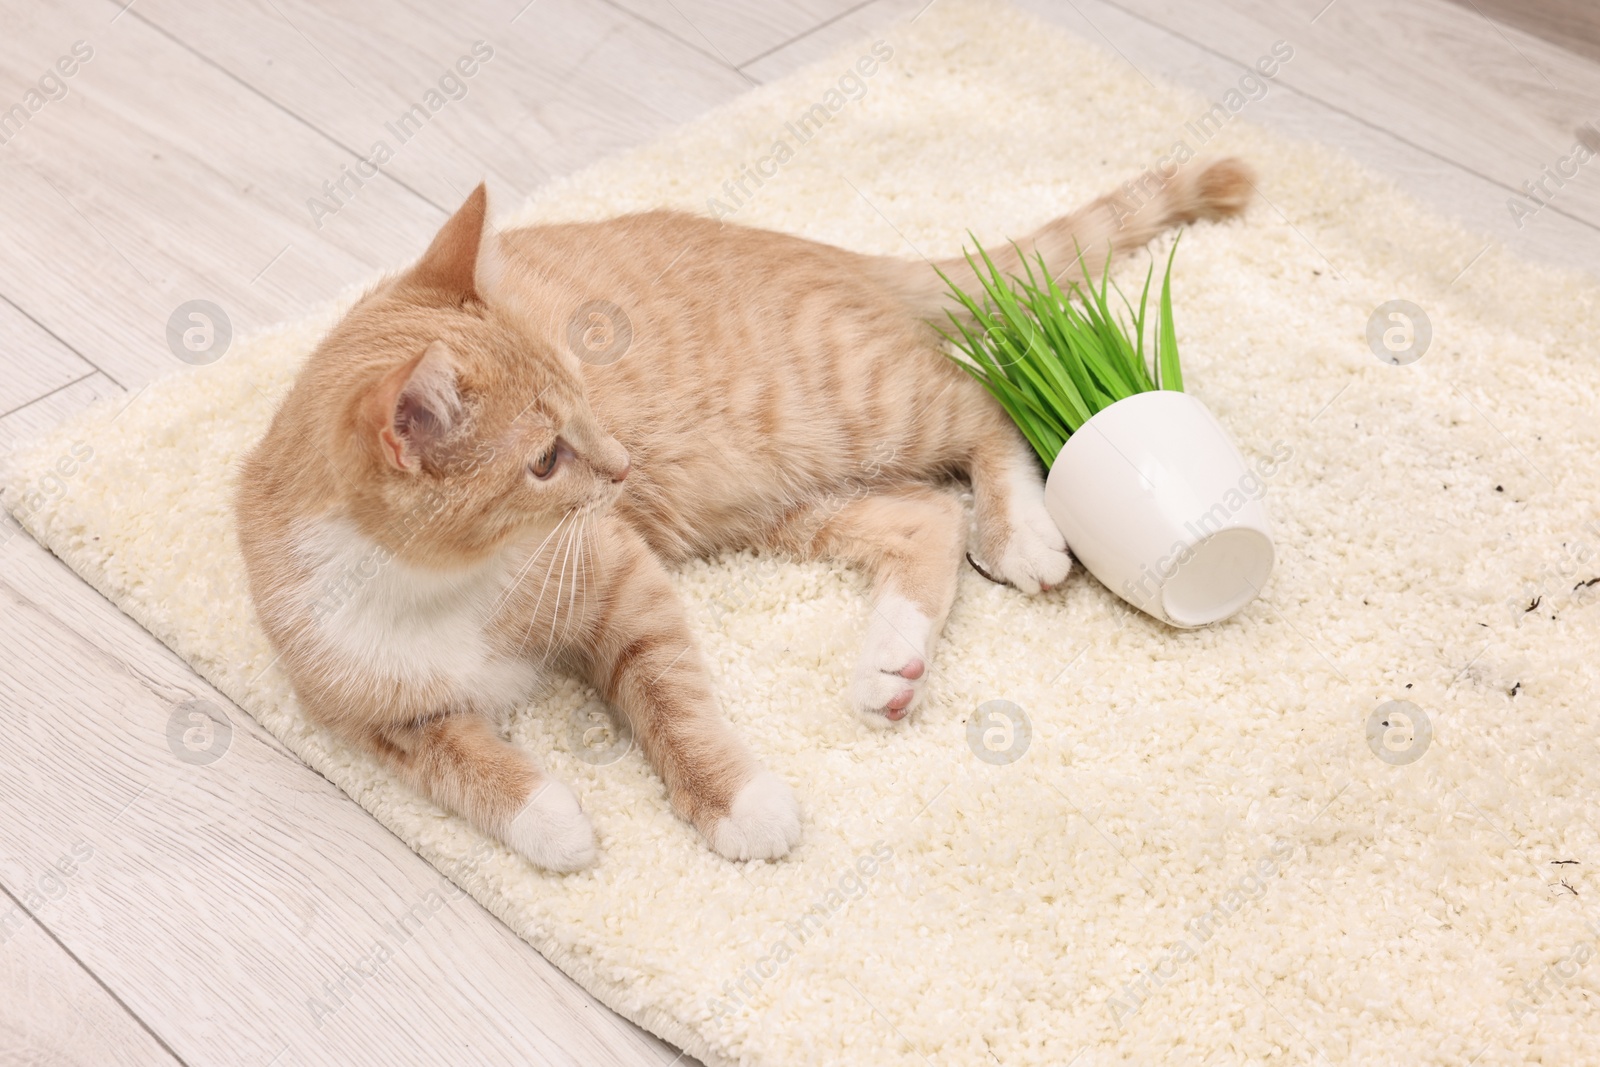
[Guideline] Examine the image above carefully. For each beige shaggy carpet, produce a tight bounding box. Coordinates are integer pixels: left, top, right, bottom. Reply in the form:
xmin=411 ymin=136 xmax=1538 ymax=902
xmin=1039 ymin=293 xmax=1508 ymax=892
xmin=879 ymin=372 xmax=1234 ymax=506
xmin=6 ymin=1 xmax=1600 ymax=1063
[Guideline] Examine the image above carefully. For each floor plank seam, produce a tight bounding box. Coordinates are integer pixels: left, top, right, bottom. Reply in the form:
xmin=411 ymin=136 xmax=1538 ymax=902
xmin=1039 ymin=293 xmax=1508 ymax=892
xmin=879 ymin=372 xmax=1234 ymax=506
xmin=0 ymin=880 xmax=191 ymax=1066
xmin=594 ymin=0 xmax=760 ymax=85
xmin=0 ymin=291 xmax=120 ymax=391
xmin=736 ymin=0 xmax=886 ymax=73
xmin=3 ymin=3 xmax=1597 ymax=1064
xmin=0 ymin=371 xmax=104 ymax=424
xmin=1093 ymin=0 xmax=1600 ymax=236
xmin=118 ymin=3 xmax=449 ymax=219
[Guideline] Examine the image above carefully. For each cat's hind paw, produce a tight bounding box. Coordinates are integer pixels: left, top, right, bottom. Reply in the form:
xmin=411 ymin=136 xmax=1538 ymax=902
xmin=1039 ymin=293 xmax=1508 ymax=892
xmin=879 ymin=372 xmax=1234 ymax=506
xmin=851 ymin=593 xmax=931 ymax=728
xmin=994 ymin=498 xmax=1071 ymax=594
xmin=708 ymin=770 xmax=801 ymax=860
xmin=851 ymin=655 xmax=925 ymax=727
xmin=504 ymin=779 xmax=598 ymax=872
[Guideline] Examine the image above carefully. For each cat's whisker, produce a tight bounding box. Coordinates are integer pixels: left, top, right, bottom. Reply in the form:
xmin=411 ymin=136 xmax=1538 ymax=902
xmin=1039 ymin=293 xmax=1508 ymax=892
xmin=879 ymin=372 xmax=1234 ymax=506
xmin=539 ymin=516 xmax=580 ymax=656
xmin=579 ymin=518 xmax=592 ymax=625
xmin=556 ymin=517 xmax=590 ymax=657
xmin=522 ymin=513 xmax=578 ymax=657
xmin=553 ymin=517 xmax=582 ymax=659
xmin=518 ymin=512 xmax=579 ymax=655
xmin=491 ymin=508 xmax=576 ymax=617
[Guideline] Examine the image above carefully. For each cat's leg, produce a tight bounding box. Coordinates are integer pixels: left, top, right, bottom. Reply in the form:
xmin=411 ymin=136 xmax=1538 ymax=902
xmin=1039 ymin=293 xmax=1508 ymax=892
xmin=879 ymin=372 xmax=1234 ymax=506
xmin=773 ymin=486 xmax=966 ymax=728
xmin=967 ymin=418 xmax=1073 ymax=594
xmin=572 ymin=523 xmax=801 ymax=861
xmin=352 ymin=710 xmax=597 ymax=872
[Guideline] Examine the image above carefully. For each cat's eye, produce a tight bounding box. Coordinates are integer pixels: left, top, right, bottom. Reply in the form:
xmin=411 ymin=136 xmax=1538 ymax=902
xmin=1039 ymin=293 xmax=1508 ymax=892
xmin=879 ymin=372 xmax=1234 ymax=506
xmin=529 ymin=446 xmax=559 ymax=480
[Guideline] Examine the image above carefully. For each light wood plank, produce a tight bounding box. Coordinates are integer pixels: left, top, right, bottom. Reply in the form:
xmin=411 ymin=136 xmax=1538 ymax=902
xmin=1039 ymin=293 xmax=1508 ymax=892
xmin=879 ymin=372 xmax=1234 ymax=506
xmin=0 ymin=297 xmax=97 ymax=415
xmin=0 ymin=890 xmax=182 ymax=1067
xmin=1097 ymin=0 xmax=1600 ymax=232
xmin=0 ymin=0 xmax=446 ymax=392
xmin=0 ymin=2 xmax=776 ymax=1062
xmin=0 ymin=372 xmax=122 ymax=452
xmin=1450 ymin=0 xmax=1600 ymax=66
xmin=0 ymin=532 xmax=693 ymax=1067
xmin=127 ymin=0 xmax=756 ymax=215
xmin=605 ymin=0 xmax=872 ymax=69
xmin=745 ymin=0 xmax=1600 ymax=274
xmin=976 ymin=0 xmax=1600 ymax=277
xmin=739 ymin=0 xmax=922 ymax=82
xmin=5 ymin=3 xmax=1600 ymax=1066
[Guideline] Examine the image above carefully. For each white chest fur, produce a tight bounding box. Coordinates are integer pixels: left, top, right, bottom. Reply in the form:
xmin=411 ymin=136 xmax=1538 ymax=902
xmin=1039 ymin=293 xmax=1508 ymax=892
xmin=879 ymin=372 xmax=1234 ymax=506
xmin=288 ymin=516 xmax=541 ymax=714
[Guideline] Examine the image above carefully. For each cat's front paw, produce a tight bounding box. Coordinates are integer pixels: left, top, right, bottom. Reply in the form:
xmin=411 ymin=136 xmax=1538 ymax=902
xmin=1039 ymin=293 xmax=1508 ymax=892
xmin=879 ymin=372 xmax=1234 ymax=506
xmin=995 ymin=500 xmax=1072 ymax=593
xmin=504 ymin=779 xmax=598 ymax=872
xmin=708 ymin=770 xmax=801 ymax=860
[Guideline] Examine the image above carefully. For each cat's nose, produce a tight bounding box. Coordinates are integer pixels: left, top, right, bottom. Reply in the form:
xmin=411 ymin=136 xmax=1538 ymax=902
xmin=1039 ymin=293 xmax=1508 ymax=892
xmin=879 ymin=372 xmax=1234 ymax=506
xmin=589 ymin=429 xmax=629 ymax=482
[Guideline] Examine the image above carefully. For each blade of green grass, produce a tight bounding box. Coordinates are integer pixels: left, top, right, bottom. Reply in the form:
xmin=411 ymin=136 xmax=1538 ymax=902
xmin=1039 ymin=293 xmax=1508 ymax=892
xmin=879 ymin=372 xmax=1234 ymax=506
xmin=1156 ymin=234 xmax=1184 ymax=393
xmin=934 ymin=231 xmax=1187 ymax=458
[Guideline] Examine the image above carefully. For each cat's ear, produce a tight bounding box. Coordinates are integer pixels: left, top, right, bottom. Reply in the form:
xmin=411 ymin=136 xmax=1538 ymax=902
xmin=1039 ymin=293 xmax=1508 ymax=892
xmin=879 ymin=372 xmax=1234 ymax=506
xmin=405 ymin=182 xmax=505 ymax=302
xmin=372 ymin=340 xmax=463 ymax=472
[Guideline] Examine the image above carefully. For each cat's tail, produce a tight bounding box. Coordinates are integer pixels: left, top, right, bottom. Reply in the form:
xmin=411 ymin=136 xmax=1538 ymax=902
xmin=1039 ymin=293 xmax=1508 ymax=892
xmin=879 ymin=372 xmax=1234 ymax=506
xmin=870 ymin=156 xmax=1256 ymax=321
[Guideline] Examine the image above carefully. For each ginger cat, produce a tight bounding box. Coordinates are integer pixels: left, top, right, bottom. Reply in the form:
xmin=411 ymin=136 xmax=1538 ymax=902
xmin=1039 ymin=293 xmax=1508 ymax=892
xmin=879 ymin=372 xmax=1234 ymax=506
xmin=235 ymin=159 xmax=1253 ymax=870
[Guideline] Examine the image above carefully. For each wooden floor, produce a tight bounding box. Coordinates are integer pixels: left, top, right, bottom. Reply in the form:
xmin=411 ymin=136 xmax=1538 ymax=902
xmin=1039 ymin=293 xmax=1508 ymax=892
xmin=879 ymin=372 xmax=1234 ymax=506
xmin=1 ymin=1 xmax=1596 ymax=1063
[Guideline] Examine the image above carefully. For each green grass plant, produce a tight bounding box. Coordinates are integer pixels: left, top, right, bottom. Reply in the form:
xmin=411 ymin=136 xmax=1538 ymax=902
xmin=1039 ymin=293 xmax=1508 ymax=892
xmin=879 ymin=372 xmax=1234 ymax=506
xmin=935 ymin=234 xmax=1186 ymax=467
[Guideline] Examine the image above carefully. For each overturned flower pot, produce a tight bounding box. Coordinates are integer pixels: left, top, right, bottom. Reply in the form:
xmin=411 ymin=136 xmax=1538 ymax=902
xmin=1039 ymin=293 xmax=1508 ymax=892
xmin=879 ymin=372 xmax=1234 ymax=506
xmin=937 ymin=227 xmax=1274 ymax=627
xmin=1043 ymin=390 xmax=1273 ymax=627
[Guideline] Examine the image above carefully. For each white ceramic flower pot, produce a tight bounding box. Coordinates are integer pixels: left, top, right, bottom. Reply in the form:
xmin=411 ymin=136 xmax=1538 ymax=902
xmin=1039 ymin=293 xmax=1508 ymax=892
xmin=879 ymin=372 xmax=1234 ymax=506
xmin=1043 ymin=391 xmax=1274 ymax=628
